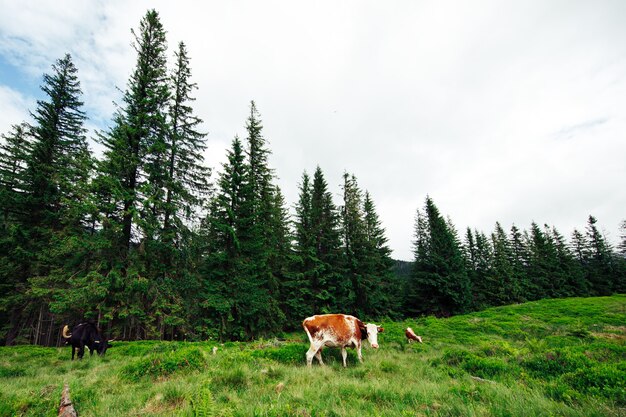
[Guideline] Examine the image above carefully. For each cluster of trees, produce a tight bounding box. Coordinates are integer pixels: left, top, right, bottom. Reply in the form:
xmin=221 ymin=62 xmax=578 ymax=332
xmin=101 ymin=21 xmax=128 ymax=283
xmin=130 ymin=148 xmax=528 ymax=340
xmin=407 ymin=197 xmax=626 ymax=317
xmin=0 ymin=10 xmax=395 ymax=345
xmin=0 ymin=9 xmax=624 ymax=345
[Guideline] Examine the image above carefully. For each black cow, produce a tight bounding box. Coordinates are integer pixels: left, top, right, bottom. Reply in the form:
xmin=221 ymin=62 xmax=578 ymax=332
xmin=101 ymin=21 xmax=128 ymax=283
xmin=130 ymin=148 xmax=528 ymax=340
xmin=62 ymin=322 xmax=110 ymax=360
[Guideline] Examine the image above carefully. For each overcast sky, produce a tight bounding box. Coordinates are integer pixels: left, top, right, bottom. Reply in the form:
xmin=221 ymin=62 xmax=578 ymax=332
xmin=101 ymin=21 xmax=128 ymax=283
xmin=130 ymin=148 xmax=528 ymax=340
xmin=1 ymin=0 xmax=624 ymax=260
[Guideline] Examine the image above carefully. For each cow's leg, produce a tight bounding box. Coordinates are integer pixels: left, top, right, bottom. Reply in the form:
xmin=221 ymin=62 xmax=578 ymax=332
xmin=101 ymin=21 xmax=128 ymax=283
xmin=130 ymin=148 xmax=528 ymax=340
xmin=408 ymin=339 xmax=412 ymax=344
xmin=78 ymin=343 xmax=85 ymax=360
xmin=357 ymin=341 xmax=363 ymax=363
xmin=71 ymin=346 xmax=76 ymax=361
xmin=306 ymin=343 xmax=320 ymax=367
xmin=315 ymin=349 xmax=325 ymax=366
xmin=341 ymin=347 xmax=348 ymax=367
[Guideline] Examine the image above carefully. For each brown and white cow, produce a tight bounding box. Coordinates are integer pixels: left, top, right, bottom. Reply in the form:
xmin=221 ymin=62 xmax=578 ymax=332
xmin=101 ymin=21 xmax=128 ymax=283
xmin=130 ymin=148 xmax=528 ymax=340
xmin=405 ymin=327 xmax=423 ymax=344
xmin=302 ymin=314 xmax=383 ymax=367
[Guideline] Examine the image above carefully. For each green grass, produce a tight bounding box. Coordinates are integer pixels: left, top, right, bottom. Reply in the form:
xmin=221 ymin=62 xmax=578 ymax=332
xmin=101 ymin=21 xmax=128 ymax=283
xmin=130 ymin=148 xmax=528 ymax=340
xmin=0 ymin=295 xmax=624 ymax=416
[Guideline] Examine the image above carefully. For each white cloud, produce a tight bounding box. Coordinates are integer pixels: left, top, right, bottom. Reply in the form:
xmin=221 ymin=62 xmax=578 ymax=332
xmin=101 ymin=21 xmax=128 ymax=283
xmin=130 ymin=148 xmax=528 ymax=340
xmin=1 ymin=0 xmax=625 ymax=260
xmin=0 ymin=86 xmax=32 ymax=130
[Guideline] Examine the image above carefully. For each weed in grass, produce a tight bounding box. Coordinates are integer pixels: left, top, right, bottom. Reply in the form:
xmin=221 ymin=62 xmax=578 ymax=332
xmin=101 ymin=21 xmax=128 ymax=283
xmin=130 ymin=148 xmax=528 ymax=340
xmin=562 ymin=363 xmax=626 ymax=405
xmin=251 ymin=343 xmax=307 ymax=365
xmin=211 ymin=365 xmax=251 ymax=392
xmin=379 ymin=360 xmax=400 ymax=374
xmin=121 ymin=346 xmax=206 ymax=381
xmin=0 ymin=366 xmax=28 ymax=378
xmin=521 ymin=349 xmax=593 ymax=379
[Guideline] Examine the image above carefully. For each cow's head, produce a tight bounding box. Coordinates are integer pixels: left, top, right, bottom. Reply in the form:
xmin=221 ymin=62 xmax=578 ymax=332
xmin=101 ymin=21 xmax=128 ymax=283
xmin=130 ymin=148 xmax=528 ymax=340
xmin=365 ymin=323 xmax=383 ymax=349
xmin=92 ymin=335 xmax=110 ymax=356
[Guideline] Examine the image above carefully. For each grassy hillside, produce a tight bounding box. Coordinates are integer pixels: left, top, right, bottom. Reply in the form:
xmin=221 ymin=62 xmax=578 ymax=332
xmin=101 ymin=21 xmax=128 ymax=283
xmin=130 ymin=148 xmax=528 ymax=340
xmin=0 ymin=295 xmax=624 ymax=416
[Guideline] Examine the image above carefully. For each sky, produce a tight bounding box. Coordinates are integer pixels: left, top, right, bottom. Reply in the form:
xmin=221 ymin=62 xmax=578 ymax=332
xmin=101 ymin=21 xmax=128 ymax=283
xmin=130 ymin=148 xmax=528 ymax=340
xmin=0 ymin=0 xmax=624 ymax=261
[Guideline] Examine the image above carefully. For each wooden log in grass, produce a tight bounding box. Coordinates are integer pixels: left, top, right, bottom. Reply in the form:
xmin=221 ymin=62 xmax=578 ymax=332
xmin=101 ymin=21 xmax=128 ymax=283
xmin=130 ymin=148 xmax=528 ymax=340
xmin=58 ymin=384 xmax=78 ymax=417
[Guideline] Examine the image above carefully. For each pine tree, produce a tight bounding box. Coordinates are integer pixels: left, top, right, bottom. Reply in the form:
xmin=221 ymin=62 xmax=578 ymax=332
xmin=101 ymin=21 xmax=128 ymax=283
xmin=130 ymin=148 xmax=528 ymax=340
xmin=616 ymin=221 xmax=626 ymax=293
xmin=288 ymin=171 xmax=315 ymax=320
xmin=525 ymin=222 xmax=555 ymax=300
xmin=6 ymin=54 xmax=93 ymax=345
xmin=91 ymin=10 xmax=171 ymax=338
xmin=163 ymin=41 xmax=210 ymax=244
xmin=0 ymin=123 xmax=32 ymax=228
xmin=584 ymin=216 xmax=616 ymax=295
xmin=549 ymin=226 xmax=587 ymax=296
xmin=408 ymin=197 xmax=471 ymax=316
xmin=200 ymin=137 xmax=247 ymax=340
xmin=340 ymin=173 xmax=368 ymax=315
xmin=362 ymin=191 xmax=397 ymax=318
xmin=0 ymin=123 xmax=33 ymax=344
xmin=509 ymin=225 xmax=529 ymax=302
xmin=618 ymin=220 xmax=626 ymax=257
xmin=469 ymin=229 xmax=493 ymax=309
xmin=96 ymin=9 xmax=170 ymax=261
xmin=241 ymin=101 xmax=284 ymax=337
xmin=26 ymin=53 xmax=90 ymax=231
xmin=309 ymin=167 xmax=343 ymax=312
xmin=489 ymin=222 xmax=520 ymax=305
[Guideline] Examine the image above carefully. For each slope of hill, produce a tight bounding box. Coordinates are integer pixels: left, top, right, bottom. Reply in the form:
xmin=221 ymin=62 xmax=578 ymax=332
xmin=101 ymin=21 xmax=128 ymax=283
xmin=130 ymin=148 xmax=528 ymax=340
xmin=0 ymin=295 xmax=624 ymax=416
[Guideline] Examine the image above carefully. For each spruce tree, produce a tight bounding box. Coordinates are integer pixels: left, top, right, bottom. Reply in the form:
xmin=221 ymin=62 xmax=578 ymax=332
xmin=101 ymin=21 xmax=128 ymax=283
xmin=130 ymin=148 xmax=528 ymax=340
xmin=549 ymin=226 xmax=587 ymax=296
xmin=0 ymin=123 xmax=33 ymax=344
xmin=617 ymin=220 xmax=626 ymax=258
xmin=340 ymin=173 xmax=368 ymax=315
xmin=584 ymin=216 xmax=617 ymax=295
xmin=27 ymin=53 xmax=90 ymax=231
xmin=164 ymin=41 xmax=210 ymax=243
xmin=408 ymin=197 xmax=471 ymax=316
xmin=362 ymin=191 xmax=397 ymax=318
xmin=309 ymin=167 xmax=343 ymax=312
xmin=489 ymin=222 xmax=519 ymax=305
xmin=241 ymin=101 xmax=284 ymax=336
xmin=288 ymin=171 xmax=316 ymax=320
xmin=96 ymin=9 xmax=170 ymax=261
xmin=10 ymin=54 xmax=92 ymax=344
xmin=525 ymin=222 xmax=555 ymax=300
xmin=509 ymin=225 xmax=529 ymax=302
xmin=92 ymin=9 xmax=171 ymax=338
xmin=200 ymin=137 xmax=247 ymax=340
xmin=0 ymin=123 xmax=32 ymax=228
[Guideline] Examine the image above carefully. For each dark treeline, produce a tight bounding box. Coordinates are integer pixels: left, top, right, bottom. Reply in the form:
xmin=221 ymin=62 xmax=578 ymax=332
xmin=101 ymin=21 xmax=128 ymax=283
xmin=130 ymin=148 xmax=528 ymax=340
xmin=1 ymin=10 xmax=624 ymax=345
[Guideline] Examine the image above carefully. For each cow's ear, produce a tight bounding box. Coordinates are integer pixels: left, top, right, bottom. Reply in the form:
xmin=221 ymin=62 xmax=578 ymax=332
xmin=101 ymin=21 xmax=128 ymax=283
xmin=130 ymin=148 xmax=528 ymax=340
xmin=377 ymin=327 xmax=384 ymax=333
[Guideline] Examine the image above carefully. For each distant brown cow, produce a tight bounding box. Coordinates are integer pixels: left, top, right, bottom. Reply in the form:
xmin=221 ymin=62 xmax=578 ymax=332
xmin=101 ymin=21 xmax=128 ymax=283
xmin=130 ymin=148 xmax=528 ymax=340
xmin=405 ymin=327 xmax=423 ymax=343
xmin=302 ymin=314 xmax=383 ymax=367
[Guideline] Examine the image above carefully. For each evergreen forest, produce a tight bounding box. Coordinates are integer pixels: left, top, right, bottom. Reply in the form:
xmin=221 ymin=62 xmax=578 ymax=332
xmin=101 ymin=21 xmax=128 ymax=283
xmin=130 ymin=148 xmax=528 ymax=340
xmin=1 ymin=10 xmax=624 ymax=346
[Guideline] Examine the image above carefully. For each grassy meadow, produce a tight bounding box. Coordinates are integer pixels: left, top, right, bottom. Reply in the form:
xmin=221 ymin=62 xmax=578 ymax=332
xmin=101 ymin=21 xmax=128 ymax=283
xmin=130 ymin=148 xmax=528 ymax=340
xmin=0 ymin=295 xmax=624 ymax=417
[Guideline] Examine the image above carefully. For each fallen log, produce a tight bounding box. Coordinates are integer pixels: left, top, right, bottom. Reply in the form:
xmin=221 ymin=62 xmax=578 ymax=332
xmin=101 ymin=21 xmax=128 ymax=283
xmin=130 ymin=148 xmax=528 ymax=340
xmin=58 ymin=384 xmax=78 ymax=417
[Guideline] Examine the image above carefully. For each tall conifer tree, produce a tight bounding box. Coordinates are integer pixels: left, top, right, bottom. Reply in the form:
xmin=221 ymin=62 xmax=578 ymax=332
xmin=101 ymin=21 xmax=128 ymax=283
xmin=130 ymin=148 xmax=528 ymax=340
xmin=408 ymin=197 xmax=471 ymax=316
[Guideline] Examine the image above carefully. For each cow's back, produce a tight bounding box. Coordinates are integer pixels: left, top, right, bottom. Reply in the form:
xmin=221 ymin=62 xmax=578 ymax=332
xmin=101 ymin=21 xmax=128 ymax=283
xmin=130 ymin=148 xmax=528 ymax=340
xmin=303 ymin=314 xmax=361 ymax=346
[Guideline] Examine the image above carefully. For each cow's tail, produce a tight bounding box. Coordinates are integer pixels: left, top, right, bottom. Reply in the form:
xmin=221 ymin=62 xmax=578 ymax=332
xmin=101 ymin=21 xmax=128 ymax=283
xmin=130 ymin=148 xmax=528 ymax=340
xmin=302 ymin=318 xmax=313 ymax=343
xmin=62 ymin=325 xmax=71 ymax=339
